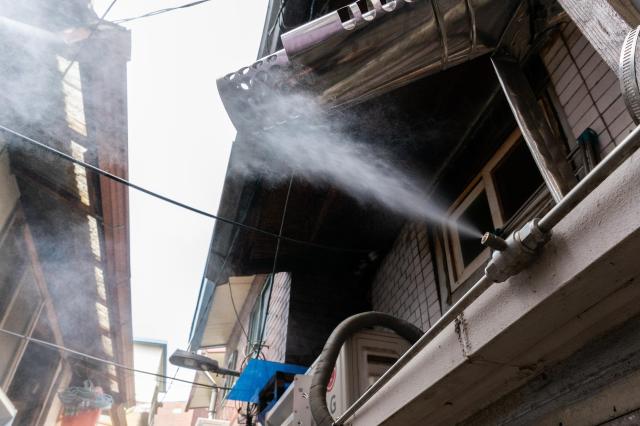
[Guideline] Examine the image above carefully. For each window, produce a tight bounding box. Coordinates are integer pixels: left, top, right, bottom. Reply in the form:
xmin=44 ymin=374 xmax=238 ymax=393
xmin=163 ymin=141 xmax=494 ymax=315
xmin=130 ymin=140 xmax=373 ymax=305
xmin=0 ymin=217 xmax=46 ymax=389
xmin=443 ymin=130 xmax=546 ymax=290
xmin=221 ymin=350 xmax=238 ymax=403
xmin=247 ymin=275 xmax=273 ymax=355
xmin=0 ymin=267 xmax=44 ymax=387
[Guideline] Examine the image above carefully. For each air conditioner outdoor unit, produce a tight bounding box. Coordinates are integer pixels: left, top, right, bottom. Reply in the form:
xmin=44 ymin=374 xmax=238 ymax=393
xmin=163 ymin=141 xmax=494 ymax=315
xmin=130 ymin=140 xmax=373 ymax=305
xmin=0 ymin=388 xmax=16 ymax=426
xmin=265 ymin=329 xmax=410 ymax=425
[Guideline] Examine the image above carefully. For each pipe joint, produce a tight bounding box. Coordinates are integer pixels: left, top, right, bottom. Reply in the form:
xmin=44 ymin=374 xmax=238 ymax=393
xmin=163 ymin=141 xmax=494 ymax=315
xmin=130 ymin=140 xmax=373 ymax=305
xmin=483 ymin=219 xmax=549 ymax=283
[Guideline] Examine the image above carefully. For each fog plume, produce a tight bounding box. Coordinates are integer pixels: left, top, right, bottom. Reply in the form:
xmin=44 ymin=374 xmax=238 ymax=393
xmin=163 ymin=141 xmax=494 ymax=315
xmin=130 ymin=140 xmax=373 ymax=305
xmin=230 ymin=93 xmax=481 ymax=238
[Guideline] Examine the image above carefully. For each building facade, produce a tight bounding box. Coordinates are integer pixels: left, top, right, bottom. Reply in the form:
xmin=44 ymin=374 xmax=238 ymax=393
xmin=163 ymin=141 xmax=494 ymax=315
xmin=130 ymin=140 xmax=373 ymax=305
xmin=0 ymin=2 xmax=134 ymax=424
xmin=190 ymin=0 xmax=640 ymax=424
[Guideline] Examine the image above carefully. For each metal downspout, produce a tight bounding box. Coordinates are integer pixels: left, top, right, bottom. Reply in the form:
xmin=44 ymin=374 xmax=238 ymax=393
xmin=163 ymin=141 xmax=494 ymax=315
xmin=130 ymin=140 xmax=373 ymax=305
xmin=334 ymin=123 xmax=640 ymax=425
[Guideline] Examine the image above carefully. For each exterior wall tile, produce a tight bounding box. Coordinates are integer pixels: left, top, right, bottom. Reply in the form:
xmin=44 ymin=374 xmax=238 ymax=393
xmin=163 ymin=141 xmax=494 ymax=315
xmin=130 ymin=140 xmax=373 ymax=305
xmin=542 ymin=21 xmax=634 ymax=156
xmin=370 ymin=223 xmax=441 ymax=331
xmin=262 ymin=272 xmax=291 ymax=363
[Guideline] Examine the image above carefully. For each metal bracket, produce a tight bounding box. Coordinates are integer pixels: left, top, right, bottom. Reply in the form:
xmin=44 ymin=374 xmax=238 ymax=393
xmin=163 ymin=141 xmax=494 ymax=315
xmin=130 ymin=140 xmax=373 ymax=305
xmin=620 ymin=26 xmax=640 ymax=124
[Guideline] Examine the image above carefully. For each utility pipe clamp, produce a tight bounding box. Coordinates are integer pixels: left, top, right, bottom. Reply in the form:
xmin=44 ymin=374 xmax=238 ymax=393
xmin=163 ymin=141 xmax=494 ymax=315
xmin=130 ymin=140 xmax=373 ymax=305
xmin=621 ymin=26 xmax=640 ymax=124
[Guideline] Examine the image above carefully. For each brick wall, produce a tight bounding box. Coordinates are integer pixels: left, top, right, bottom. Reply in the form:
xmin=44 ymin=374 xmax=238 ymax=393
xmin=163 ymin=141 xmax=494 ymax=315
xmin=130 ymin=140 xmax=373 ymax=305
xmin=370 ymin=222 xmax=441 ymax=331
xmin=542 ymin=22 xmax=635 ymax=157
xmin=261 ymin=272 xmax=291 ymax=363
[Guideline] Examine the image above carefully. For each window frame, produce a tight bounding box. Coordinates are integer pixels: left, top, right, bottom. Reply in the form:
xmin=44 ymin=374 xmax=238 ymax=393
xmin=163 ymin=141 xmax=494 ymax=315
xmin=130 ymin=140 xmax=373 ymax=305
xmin=443 ymin=129 xmax=540 ymax=291
xmin=246 ymin=275 xmax=273 ymax=355
xmin=0 ymin=263 xmax=45 ymax=389
xmin=0 ymin=212 xmax=61 ymax=396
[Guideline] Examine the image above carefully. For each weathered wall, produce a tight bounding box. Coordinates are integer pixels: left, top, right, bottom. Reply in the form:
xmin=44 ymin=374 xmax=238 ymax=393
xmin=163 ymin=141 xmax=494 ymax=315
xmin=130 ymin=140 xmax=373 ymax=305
xmin=370 ymin=223 xmax=441 ymax=331
xmin=542 ymin=21 xmax=635 ymax=157
xmin=462 ymin=313 xmax=640 ymax=425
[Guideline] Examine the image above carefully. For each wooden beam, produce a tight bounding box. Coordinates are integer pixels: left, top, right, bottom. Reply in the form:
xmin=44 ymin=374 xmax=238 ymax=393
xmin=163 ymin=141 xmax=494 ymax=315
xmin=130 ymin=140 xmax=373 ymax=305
xmin=491 ymin=55 xmax=577 ymax=202
xmin=556 ymin=0 xmax=632 ymax=75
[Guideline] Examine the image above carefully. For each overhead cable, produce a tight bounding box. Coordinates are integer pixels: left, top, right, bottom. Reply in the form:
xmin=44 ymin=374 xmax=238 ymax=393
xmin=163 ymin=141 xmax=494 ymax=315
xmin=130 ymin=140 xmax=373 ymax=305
xmin=112 ymin=0 xmax=213 ymax=24
xmin=61 ymin=0 xmax=119 ymax=80
xmin=254 ymin=174 xmax=293 ymax=358
xmin=0 ymin=327 xmax=231 ymax=391
xmin=0 ymin=124 xmax=371 ymax=254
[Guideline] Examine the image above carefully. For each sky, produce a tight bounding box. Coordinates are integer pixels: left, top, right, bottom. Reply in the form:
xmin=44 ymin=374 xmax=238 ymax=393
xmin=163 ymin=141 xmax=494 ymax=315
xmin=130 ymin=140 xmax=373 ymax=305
xmin=93 ymin=0 xmax=269 ymax=401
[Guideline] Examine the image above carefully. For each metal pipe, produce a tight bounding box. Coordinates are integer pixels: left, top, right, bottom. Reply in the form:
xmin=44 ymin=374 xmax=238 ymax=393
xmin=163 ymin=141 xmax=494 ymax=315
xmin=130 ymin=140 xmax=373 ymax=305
xmin=335 ymin=126 xmax=640 ymax=424
xmin=539 ymin=124 xmax=640 ymax=232
xmin=481 ymin=232 xmax=508 ymax=251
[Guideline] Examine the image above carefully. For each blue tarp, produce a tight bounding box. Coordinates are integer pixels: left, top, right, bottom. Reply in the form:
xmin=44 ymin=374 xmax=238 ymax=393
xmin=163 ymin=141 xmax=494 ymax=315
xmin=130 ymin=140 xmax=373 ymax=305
xmin=227 ymin=359 xmax=307 ymax=403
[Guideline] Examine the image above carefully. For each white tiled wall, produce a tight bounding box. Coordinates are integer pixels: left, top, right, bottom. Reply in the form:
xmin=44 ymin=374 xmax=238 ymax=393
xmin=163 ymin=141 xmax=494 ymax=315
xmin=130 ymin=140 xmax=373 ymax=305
xmin=542 ymin=22 xmax=635 ymax=157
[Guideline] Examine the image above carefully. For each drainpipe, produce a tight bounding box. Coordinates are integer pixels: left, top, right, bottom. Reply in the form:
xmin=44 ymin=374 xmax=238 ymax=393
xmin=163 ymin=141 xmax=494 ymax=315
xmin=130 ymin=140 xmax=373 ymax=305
xmin=204 ymin=371 xmax=218 ymax=419
xmin=333 ymin=122 xmax=640 ymax=425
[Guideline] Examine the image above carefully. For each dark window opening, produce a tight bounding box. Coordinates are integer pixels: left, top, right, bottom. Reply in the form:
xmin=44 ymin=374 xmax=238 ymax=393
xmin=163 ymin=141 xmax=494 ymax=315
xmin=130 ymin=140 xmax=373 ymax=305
xmin=337 ymin=6 xmax=354 ymax=23
xmin=492 ymin=138 xmax=544 ymax=222
xmin=456 ymin=190 xmax=493 ymax=268
xmin=356 ymin=0 xmax=374 ymax=14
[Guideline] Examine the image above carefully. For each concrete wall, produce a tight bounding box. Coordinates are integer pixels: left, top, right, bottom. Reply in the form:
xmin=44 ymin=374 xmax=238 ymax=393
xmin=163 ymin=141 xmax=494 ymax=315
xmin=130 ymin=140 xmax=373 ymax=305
xmin=370 ymin=223 xmax=441 ymax=331
xmin=463 ymin=313 xmax=640 ymax=425
xmin=542 ymin=21 xmax=635 ymax=157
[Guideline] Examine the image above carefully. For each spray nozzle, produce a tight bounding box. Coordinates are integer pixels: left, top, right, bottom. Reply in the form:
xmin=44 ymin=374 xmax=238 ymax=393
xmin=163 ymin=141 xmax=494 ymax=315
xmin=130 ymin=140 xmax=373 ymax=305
xmin=481 ymin=232 xmax=508 ymax=251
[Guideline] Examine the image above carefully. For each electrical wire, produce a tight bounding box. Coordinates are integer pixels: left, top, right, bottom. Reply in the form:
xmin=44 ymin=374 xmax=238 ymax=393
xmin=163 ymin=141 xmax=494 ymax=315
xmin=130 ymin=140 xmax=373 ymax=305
xmin=111 ymin=0 xmax=213 ymax=24
xmin=0 ymin=124 xmax=371 ymax=254
xmin=0 ymin=327 xmax=231 ymax=391
xmin=253 ymin=174 xmax=293 ymax=359
xmin=159 ymin=368 xmax=180 ymax=404
xmin=224 ymin=232 xmax=251 ymax=342
xmin=267 ymin=0 xmax=291 ymax=37
xmin=61 ymin=0 xmax=119 ymax=80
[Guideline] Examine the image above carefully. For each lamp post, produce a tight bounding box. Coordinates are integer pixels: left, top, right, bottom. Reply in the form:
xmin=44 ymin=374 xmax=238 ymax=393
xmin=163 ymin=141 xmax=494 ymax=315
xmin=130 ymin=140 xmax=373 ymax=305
xmin=169 ymin=349 xmax=240 ymax=377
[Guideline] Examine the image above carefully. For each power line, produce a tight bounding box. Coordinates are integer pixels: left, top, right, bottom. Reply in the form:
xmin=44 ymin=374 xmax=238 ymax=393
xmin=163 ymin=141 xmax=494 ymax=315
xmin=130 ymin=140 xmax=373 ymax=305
xmin=0 ymin=327 xmax=231 ymax=391
xmin=254 ymin=174 xmax=293 ymax=358
xmin=112 ymin=0 xmax=213 ymax=24
xmin=0 ymin=124 xmax=371 ymax=254
xmin=267 ymin=0 xmax=292 ymax=37
xmin=61 ymin=0 xmax=119 ymax=80
xmin=224 ymin=232 xmax=250 ymax=342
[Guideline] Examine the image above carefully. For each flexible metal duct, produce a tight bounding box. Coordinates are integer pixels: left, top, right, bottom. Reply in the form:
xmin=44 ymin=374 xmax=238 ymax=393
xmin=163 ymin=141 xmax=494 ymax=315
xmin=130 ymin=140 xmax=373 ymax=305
xmin=218 ymin=0 xmax=521 ymax=131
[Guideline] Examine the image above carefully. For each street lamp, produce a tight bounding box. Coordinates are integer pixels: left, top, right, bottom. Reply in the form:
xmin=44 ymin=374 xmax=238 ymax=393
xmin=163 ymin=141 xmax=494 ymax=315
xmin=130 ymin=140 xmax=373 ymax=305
xmin=169 ymin=349 xmax=240 ymax=377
